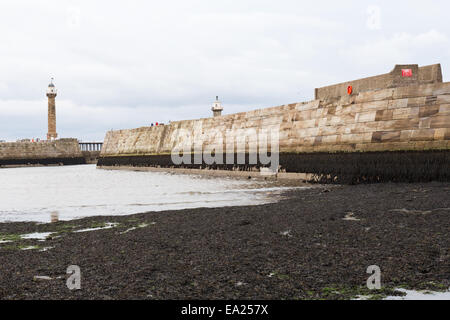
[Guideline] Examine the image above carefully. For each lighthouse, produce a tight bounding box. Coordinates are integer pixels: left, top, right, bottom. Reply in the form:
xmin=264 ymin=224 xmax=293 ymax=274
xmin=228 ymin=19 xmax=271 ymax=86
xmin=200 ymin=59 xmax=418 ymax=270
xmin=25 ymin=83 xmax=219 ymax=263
xmin=46 ymin=78 xmax=58 ymax=140
xmin=211 ymin=96 xmax=223 ymax=117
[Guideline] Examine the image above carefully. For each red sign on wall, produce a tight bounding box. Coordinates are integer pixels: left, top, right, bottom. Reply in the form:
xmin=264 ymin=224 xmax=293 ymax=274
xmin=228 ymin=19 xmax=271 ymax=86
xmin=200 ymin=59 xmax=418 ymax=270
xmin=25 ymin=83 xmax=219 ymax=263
xmin=347 ymin=86 xmax=353 ymax=95
xmin=402 ymin=69 xmax=413 ymax=77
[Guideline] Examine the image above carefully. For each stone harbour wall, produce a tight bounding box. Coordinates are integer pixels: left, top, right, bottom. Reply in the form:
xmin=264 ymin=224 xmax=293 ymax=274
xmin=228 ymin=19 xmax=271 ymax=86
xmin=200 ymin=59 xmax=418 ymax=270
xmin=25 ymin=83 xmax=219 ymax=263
xmin=0 ymin=139 xmax=85 ymax=167
xmin=98 ymin=70 xmax=450 ymax=183
xmin=315 ymin=64 xmax=442 ymax=100
xmin=101 ymin=82 xmax=450 ymax=156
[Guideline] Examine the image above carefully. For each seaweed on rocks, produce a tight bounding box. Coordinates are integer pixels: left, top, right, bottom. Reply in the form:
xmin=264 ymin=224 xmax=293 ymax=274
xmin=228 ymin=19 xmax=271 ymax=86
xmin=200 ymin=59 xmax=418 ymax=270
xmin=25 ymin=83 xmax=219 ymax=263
xmin=97 ymin=150 xmax=450 ymax=184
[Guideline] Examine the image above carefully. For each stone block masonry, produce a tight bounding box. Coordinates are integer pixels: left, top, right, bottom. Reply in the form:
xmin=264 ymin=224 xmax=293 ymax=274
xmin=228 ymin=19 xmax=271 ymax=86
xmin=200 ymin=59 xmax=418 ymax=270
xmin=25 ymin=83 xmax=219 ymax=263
xmin=315 ymin=64 xmax=442 ymax=100
xmin=98 ymin=65 xmax=450 ymax=183
xmin=0 ymin=139 xmax=85 ymax=167
xmin=47 ymin=94 xmax=57 ymax=140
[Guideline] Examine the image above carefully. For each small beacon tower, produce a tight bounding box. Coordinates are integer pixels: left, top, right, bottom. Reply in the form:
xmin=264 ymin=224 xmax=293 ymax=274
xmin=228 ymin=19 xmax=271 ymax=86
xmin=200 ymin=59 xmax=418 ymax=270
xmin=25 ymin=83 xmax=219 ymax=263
xmin=46 ymin=78 xmax=58 ymax=140
xmin=211 ymin=96 xmax=223 ymax=117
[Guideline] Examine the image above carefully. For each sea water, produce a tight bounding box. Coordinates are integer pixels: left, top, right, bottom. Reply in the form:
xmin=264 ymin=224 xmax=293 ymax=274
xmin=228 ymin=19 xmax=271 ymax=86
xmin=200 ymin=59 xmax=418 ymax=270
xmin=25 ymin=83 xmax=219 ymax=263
xmin=0 ymin=164 xmax=296 ymax=223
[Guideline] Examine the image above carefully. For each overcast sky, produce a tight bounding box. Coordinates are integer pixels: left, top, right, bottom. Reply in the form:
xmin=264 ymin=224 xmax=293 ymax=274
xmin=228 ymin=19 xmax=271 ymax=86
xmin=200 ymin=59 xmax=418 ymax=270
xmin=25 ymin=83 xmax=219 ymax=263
xmin=0 ymin=0 xmax=449 ymax=141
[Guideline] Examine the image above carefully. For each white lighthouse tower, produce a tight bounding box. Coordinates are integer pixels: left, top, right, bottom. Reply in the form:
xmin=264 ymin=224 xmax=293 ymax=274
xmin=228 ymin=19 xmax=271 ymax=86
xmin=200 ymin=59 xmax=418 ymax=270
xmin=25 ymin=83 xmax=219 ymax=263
xmin=211 ymin=96 xmax=223 ymax=117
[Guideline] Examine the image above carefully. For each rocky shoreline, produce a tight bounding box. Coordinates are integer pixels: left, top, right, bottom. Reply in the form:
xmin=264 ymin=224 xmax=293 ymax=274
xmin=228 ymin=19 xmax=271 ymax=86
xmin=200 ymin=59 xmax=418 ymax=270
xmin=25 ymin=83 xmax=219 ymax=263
xmin=0 ymin=182 xmax=449 ymax=300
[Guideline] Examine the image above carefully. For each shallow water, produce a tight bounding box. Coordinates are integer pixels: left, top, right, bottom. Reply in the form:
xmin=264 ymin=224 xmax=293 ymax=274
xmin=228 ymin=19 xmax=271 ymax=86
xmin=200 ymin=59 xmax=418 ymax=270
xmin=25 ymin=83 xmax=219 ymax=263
xmin=384 ymin=288 xmax=450 ymax=300
xmin=0 ymin=165 xmax=300 ymax=223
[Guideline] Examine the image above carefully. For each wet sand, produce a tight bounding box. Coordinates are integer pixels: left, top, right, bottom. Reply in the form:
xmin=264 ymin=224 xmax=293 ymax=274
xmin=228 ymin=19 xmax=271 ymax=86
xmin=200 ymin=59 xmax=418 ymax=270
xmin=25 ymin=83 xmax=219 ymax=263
xmin=0 ymin=182 xmax=449 ymax=300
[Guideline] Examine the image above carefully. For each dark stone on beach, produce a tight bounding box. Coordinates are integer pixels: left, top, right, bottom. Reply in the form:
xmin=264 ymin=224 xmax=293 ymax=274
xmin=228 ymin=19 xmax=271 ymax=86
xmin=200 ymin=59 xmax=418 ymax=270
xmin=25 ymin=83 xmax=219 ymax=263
xmin=0 ymin=182 xmax=448 ymax=300
xmin=97 ymin=150 xmax=450 ymax=184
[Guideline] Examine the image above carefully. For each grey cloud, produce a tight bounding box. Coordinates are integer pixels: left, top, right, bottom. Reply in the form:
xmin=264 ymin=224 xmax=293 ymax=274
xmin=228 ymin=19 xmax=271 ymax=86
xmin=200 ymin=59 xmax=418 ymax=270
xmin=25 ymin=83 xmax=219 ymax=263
xmin=0 ymin=0 xmax=449 ymax=141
